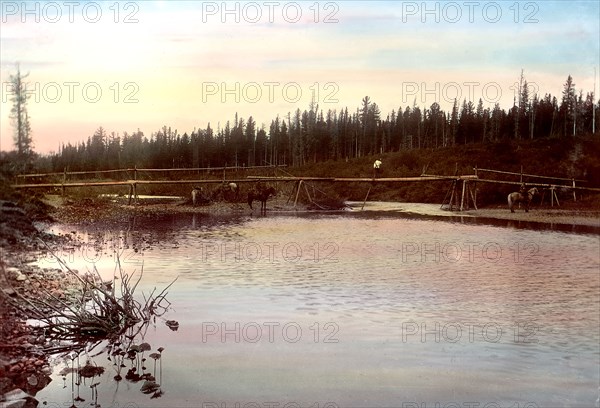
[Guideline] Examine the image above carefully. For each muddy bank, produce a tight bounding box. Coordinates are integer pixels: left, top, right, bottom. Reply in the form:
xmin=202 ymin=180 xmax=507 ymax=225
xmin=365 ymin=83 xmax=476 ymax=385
xmin=0 ymin=198 xmax=80 ymax=406
xmin=462 ymin=207 xmax=600 ymax=228
xmin=0 ymin=256 xmax=81 ymax=399
xmin=46 ymin=194 xmax=600 ymax=231
xmin=46 ymin=194 xmax=315 ymax=226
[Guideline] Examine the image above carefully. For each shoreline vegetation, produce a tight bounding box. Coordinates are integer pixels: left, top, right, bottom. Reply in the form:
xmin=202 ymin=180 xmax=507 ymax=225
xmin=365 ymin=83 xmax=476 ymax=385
xmin=1 ymin=138 xmax=600 ymax=405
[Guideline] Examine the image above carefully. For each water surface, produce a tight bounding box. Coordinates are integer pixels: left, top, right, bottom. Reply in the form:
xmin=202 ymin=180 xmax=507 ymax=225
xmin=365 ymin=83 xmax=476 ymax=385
xmin=36 ymin=205 xmax=600 ymax=407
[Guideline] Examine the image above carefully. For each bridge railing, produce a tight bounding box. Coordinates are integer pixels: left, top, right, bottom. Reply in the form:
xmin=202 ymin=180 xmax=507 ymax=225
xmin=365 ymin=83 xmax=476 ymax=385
xmin=13 ymin=165 xmax=285 ymax=184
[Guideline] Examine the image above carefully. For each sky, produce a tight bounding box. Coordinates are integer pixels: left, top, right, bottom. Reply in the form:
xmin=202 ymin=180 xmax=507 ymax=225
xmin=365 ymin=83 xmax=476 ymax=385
xmin=1 ymin=0 xmax=599 ymax=154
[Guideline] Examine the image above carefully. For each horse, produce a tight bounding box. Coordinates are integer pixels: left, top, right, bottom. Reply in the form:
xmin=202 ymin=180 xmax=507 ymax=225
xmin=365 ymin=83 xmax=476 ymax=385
xmin=191 ymin=186 xmax=210 ymax=206
xmin=248 ymin=186 xmax=276 ymax=212
xmin=212 ymin=182 xmax=240 ymax=202
xmin=508 ymin=187 xmax=539 ymax=213
xmin=225 ymin=182 xmax=240 ymax=201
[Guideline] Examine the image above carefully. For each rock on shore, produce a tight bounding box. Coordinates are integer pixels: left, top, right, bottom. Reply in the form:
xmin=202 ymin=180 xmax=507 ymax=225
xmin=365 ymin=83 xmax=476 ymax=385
xmin=0 ymin=200 xmax=77 ymax=407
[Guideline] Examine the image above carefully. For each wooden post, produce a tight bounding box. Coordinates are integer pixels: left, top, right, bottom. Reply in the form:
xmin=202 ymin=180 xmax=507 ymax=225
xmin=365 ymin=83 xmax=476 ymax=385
xmin=448 ymin=181 xmax=456 ymax=211
xmin=454 ymin=181 xmax=460 ymax=209
xmin=541 ymin=189 xmax=546 ymax=206
xmin=303 ymin=182 xmax=313 ymax=204
xmin=441 ymin=182 xmax=449 ymax=210
xmin=293 ymin=180 xmax=303 ymax=209
xmin=286 ymin=181 xmax=298 ymax=205
xmin=133 ymin=166 xmax=138 ymax=205
xmin=469 ymin=183 xmax=478 ymax=210
xmin=61 ymin=167 xmax=67 ymax=197
xmin=550 ymin=186 xmax=556 ymax=207
xmin=361 ymin=186 xmax=372 ymax=210
xmin=520 ymin=165 xmax=523 ymax=183
xmin=572 ymin=178 xmax=576 ymax=202
xmin=128 ymin=183 xmax=134 ymax=205
xmin=460 ymin=180 xmax=467 ymax=211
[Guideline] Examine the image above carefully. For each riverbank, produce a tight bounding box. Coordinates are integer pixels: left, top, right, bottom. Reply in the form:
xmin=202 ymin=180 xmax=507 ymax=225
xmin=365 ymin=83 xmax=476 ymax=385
xmin=352 ymin=200 xmax=599 ymax=227
xmin=0 ymin=203 xmax=81 ymax=406
xmin=0 ymin=249 xmax=81 ymax=400
xmin=462 ymin=207 xmax=600 ymax=227
xmin=42 ymin=193 xmax=600 ymax=230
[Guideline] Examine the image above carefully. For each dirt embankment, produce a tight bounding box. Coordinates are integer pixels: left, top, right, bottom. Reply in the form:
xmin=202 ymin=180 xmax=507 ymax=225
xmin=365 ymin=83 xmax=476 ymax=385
xmin=46 ymin=194 xmax=316 ymax=226
xmin=463 ymin=207 xmax=600 ymax=228
xmin=45 ymin=192 xmax=600 ymax=230
xmin=0 ymin=198 xmax=78 ymax=405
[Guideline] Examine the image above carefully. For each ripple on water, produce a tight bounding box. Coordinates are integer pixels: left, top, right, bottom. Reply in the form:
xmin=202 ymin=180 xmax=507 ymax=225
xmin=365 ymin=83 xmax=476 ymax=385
xmin=36 ymin=211 xmax=600 ymax=407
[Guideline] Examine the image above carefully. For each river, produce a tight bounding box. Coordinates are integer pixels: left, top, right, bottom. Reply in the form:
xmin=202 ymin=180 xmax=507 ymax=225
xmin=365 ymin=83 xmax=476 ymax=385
xmin=34 ymin=204 xmax=600 ymax=408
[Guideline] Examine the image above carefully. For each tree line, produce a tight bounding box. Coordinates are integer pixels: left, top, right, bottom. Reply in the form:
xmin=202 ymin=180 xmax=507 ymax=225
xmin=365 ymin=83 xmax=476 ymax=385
xmin=8 ymin=72 xmax=600 ymax=173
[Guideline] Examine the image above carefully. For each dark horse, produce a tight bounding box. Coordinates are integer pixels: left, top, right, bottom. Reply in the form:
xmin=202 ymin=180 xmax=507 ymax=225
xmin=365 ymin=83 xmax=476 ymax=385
xmin=508 ymin=187 xmax=539 ymax=213
xmin=191 ymin=186 xmax=210 ymax=205
xmin=213 ymin=182 xmax=240 ymax=202
xmin=248 ymin=186 xmax=276 ymax=212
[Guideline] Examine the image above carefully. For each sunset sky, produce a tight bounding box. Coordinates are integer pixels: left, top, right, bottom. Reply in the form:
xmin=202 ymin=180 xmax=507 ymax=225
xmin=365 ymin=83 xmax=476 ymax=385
xmin=1 ymin=0 xmax=599 ymax=154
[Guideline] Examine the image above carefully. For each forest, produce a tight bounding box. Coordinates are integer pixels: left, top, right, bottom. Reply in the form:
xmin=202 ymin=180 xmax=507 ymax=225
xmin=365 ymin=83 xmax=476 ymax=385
xmin=6 ymin=75 xmax=600 ymax=174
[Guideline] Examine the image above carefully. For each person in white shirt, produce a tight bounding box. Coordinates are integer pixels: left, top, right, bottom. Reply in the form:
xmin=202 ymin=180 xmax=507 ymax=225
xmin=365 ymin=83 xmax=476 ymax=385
xmin=373 ymin=159 xmax=382 ymax=178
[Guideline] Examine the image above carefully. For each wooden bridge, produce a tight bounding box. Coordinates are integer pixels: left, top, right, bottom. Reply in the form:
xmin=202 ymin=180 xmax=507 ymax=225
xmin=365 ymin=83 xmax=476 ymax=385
xmin=11 ymin=165 xmax=599 ymax=211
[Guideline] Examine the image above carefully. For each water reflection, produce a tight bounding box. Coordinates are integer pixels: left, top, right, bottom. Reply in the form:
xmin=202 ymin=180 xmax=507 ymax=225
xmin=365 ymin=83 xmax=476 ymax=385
xmin=35 ymin=206 xmax=600 ymax=407
xmin=29 ymin=243 xmax=180 ymax=407
xmin=56 ymin=334 xmax=168 ymax=407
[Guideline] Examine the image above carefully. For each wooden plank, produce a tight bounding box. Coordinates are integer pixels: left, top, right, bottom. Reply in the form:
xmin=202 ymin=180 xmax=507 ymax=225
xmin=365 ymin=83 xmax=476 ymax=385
xmin=476 ymin=167 xmax=586 ymax=183
xmin=131 ymin=179 xmax=259 ymax=185
xmin=137 ymin=165 xmax=284 ymax=173
xmin=335 ymin=177 xmax=452 ymax=182
xmin=12 ymin=179 xmax=271 ymax=188
xmin=248 ymin=176 xmax=336 ymax=181
xmin=15 ymin=164 xmax=285 ymax=179
xmin=475 ymin=178 xmax=600 ymax=191
xmin=16 ymin=168 xmax=132 ymax=178
xmin=13 ymin=181 xmax=132 ymax=188
xmin=249 ymin=175 xmax=478 ymax=182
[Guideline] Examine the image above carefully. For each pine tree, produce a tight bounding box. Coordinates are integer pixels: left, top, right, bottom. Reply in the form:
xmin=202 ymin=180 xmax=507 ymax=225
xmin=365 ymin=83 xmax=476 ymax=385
xmin=519 ymin=79 xmax=529 ymax=139
xmin=560 ymin=75 xmax=576 ymax=136
xmin=9 ymin=64 xmax=33 ymax=162
xmin=449 ymin=99 xmax=458 ymax=146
